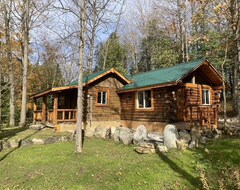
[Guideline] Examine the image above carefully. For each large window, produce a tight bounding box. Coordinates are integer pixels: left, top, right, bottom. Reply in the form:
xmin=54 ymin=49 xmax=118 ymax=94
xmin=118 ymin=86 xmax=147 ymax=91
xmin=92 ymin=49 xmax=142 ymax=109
xmin=97 ymin=91 xmax=107 ymax=105
xmin=137 ymin=90 xmax=152 ymax=109
xmin=202 ymin=89 xmax=210 ymax=105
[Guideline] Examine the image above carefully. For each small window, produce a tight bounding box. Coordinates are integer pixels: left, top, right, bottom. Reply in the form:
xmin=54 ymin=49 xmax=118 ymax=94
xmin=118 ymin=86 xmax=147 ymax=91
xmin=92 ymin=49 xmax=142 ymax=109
xmin=97 ymin=91 xmax=107 ymax=105
xmin=137 ymin=90 xmax=152 ymax=109
xmin=202 ymin=89 xmax=210 ymax=105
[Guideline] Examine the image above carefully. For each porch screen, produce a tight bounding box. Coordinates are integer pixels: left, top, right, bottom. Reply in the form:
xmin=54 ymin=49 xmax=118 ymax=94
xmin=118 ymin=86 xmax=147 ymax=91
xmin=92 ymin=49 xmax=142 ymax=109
xmin=202 ymin=89 xmax=210 ymax=105
xmin=97 ymin=91 xmax=107 ymax=105
xmin=137 ymin=90 xmax=152 ymax=109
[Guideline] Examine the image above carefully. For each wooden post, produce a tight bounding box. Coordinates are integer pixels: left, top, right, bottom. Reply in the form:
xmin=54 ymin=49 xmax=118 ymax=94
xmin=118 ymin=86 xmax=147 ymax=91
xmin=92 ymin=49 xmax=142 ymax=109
xmin=42 ymin=96 xmax=47 ymax=123
xmin=53 ymin=94 xmax=58 ymax=125
xmin=33 ymin=98 xmax=37 ymax=123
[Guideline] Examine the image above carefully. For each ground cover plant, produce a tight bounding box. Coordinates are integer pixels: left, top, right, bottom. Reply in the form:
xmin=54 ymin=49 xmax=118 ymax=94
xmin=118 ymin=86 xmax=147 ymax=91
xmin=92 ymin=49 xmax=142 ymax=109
xmin=0 ymin=128 xmax=239 ymax=190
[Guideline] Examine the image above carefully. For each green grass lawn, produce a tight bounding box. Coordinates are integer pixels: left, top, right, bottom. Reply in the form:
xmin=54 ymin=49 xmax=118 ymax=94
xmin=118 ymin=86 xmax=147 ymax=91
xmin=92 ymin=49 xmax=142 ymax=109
xmin=0 ymin=133 xmax=239 ymax=190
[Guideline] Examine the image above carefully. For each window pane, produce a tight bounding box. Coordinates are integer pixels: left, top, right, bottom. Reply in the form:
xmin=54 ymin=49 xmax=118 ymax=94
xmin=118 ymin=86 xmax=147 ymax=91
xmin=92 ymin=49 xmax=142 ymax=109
xmin=145 ymin=90 xmax=152 ymax=108
xmin=138 ymin=92 xmax=143 ymax=108
xmin=202 ymin=90 xmax=205 ymax=104
xmin=97 ymin=92 xmax=102 ymax=104
xmin=206 ymin=90 xmax=210 ymax=104
xmin=102 ymin=92 xmax=107 ymax=104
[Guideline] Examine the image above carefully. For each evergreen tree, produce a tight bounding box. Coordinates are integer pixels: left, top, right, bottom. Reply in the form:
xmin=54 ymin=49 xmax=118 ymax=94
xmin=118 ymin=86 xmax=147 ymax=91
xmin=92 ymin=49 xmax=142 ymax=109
xmin=95 ymin=32 xmax=127 ymax=73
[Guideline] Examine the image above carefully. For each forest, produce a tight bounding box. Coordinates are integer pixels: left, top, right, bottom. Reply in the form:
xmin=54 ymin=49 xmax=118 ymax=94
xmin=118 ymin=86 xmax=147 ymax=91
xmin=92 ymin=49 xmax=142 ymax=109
xmin=0 ymin=0 xmax=239 ymax=130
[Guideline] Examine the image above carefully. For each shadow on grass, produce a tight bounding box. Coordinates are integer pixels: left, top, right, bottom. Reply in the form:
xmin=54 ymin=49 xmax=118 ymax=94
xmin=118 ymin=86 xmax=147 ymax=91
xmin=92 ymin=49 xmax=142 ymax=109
xmin=0 ymin=129 xmax=41 ymax=162
xmin=0 ymin=127 xmax=29 ymax=140
xmin=157 ymin=151 xmax=200 ymax=188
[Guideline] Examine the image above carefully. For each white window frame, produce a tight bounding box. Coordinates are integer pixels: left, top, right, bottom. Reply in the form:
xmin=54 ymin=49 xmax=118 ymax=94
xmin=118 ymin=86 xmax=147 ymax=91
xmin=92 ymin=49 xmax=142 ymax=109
xmin=202 ymin=89 xmax=211 ymax=105
xmin=137 ymin=90 xmax=152 ymax=109
xmin=97 ymin=91 xmax=107 ymax=105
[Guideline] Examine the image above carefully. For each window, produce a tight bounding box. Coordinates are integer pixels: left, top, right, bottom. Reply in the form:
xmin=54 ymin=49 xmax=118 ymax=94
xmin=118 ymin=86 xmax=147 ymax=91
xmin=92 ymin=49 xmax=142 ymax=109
xmin=137 ymin=90 xmax=152 ymax=109
xmin=202 ymin=89 xmax=210 ymax=105
xmin=97 ymin=91 xmax=107 ymax=105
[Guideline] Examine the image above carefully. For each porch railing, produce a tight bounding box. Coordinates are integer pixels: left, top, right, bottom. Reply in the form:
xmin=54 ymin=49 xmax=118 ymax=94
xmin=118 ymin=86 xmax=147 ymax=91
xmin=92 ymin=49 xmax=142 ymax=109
xmin=57 ymin=109 xmax=77 ymax=122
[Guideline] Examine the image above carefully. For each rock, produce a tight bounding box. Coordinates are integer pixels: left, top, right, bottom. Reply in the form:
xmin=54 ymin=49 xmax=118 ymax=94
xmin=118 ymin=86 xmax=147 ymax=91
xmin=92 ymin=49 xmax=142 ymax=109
xmin=119 ymin=127 xmax=133 ymax=145
xmin=147 ymin=132 xmax=164 ymax=142
xmin=179 ymin=130 xmax=191 ymax=144
xmin=176 ymin=139 xmax=188 ymax=150
xmin=8 ymin=139 xmax=19 ymax=148
xmin=110 ymin=127 xmax=117 ymax=139
xmin=44 ymin=137 xmax=59 ymax=144
xmin=133 ymin=125 xmax=148 ymax=144
xmin=139 ymin=142 xmax=155 ymax=149
xmin=94 ymin=127 xmax=110 ymax=139
xmin=188 ymin=140 xmax=196 ymax=149
xmin=200 ymin=136 xmax=207 ymax=144
xmin=32 ymin=138 xmax=44 ymax=145
xmin=157 ymin=145 xmax=168 ymax=153
xmin=1 ymin=140 xmax=10 ymax=149
xmin=85 ymin=127 xmax=95 ymax=138
xmin=29 ymin=123 xmax=45 ymax=130
xmin=163 ymin=124 xmax=179 ymax=148
xmin=112 ymin=127 xmax=121 ymax=142
xmin=59 ymin=136 xmax=70 ymax=142
xmin=134 ymin=146 xmax=156 ymax=154
xmin=20 ymin=139 xmax=33 ymax=147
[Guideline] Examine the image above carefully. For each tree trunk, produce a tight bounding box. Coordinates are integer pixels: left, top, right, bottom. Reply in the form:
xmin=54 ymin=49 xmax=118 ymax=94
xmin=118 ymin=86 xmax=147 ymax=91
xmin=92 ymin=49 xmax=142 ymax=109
xmin=4 ymin=1 xmax=15 ymax=127
xmin=76 ymin=0 xmax=87 ymax=153
xmin=20 ymin=0 xmax=30 ymax=127
xmin=177 ymin=0 xmax=185 ymax=62
xmin=0 ymin=36 xmax=2 ymax=129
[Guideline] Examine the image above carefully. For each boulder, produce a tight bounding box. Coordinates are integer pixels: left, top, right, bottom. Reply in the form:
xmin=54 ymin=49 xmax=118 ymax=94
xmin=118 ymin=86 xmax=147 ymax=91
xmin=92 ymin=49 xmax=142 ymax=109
xmin=20 ymin=139 xmax=33 ymax=147
xmin=1 ymin=140 xmax=10 ymax=150
xmin=176 ymin=139 xmax=188 ymax=150
xmin=32 ymin=138 xmax=44 ymax=145
xmin=119 ymin=127 xmax=133 ymax=145
xmin=8 ymin=139 xmax=19 ymax=148
xmin=188 ymin=140 xmax=196 ymax=149
xmin=134 ymin=142 xmax=155 ymax=154
xmin=94 ymin=127 xmax=110 ymax=139
xmin=179 ymin=130 xmax=191 ymax=144
xmin=147 ymin=132 xmax=164 ymax=142
xmin=134 ymin=146 xmax=156 ymax=154
xmin=85 ymin=127 xmax=95 ymax=138
xmin=133 ymin=125 xmax=148 ymax=144
xmin=200 ymin=136 xmax=207 ymax=144
xmin=157 ymin=145 xmax=168 ymax=153
xmin=112 ymin=127 xmax=122 ymax=142
xmin=110 ymin=127 xmax=117 ymax=139
xmin=44 ymin=137 xmax=59 ymax=144
xmin=59 ymin=136 xmax=70 ymax=142
xmin=29 ymin=123 xmax=45 ymax=130
xmin=163 ymin=124 xmax=179 ymax=148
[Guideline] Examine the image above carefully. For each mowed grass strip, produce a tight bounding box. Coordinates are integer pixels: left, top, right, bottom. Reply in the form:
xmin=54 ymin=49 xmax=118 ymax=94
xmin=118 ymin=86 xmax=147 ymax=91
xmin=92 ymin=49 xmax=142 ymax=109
xmin=0 ymin=138 xmax=239 ymax=190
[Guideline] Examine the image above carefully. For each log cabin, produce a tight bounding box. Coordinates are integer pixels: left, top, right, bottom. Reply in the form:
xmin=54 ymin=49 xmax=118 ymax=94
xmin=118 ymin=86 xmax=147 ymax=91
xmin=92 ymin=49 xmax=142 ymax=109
xmin=32 ymin=59 xmax=224 ymax=133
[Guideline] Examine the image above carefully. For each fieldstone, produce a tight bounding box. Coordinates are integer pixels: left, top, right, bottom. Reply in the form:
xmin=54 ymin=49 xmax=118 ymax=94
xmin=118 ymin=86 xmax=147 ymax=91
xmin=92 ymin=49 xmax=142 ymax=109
xmin=94 ymin=127 xmax=110 ymax=139
xmin=110 ymin=127 xmax=117 ymax=139
xmin=176 ymin=139 xmax=188 ymax=150
xmin=179 ymin=130 xmax=191 ymax=144
xmin=119 ymin=127 xmax=133 ymax=145
xmin=59 ymin=136 xmax=70 ymax=142
xmin=157 ymin=145 xmax=168 ymax=153
xmin=29 ymin=123 xmax=45 ymax=130
xmin=32 ymin=138 xmax=44 ymax=145
xmin=147 ymin=132 xmax=164 ymax=142
xmin=1 ymin=140 xmax=10 ymax=149
xmin=163 ymin=124 xmax=179 ymax=148
xmin=85 ymin=127 xmax=95 ymax=138
xmin=20 ymin=139 xmax=33 ymax=147
xmin=188 ymin=140 xmax=196 ymax=149
xmin=44 ymin=137 xmax=59 ymax=144
xmin=133 ymin=125 xmax=148 ymax=144
xmin=8 ymin=139 xmax=19 ymax=148
xmin=200 ymin=136 xmax=207 ymax=144
xmin=112 ymin=127 xmax=121 ymax=142
xmin=139 ymin=142 xmax=155 ymax=149
xmin=134 ymin=146 xmax=156 ymax=154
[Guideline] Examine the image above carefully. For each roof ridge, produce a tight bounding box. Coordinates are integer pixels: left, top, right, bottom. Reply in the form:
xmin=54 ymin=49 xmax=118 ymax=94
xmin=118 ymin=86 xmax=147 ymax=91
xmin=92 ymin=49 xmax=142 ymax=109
xmin=132 ymin=58 xmax=205 ymax=77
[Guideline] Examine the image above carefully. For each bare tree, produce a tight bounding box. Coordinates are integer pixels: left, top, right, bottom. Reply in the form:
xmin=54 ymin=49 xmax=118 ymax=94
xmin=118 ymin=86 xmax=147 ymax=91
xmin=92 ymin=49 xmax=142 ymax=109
xmin=4 ymin=0 xmax=15 ymax=127
xmin=19 ymin=0 xmax=30 ymax=127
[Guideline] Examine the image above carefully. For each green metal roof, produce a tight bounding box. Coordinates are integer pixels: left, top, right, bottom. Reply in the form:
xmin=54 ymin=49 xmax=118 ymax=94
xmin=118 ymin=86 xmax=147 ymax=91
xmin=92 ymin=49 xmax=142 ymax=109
xmin=121 ymin=59 xmax=205 ymax=91
xmin=68 ymin=68 xmax=111 ymax=86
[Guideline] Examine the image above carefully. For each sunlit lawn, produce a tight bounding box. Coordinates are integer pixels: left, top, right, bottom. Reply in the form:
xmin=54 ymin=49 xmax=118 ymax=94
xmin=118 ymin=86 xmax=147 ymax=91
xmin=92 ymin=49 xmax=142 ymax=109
xmin=0 ymin=129 xmax=239 ymax=190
